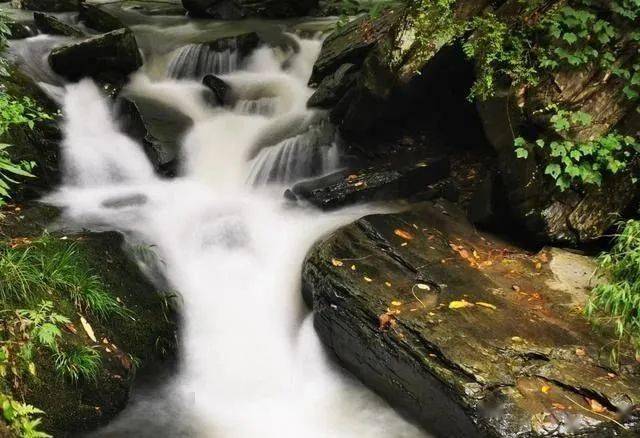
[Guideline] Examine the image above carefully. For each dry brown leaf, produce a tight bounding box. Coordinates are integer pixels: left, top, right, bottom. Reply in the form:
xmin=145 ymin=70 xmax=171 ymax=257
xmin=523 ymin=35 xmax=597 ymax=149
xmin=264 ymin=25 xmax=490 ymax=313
xmin=394 ymin=229 xmax=413 ymax=240
xmin=587 ymin=398 xmax=606 ymax=414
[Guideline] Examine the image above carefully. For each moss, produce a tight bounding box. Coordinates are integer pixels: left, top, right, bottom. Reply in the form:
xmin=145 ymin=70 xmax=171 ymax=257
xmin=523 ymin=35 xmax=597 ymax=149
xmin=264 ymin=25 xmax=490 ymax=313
xmin=0 ymin=204 xmax=178 ymax=436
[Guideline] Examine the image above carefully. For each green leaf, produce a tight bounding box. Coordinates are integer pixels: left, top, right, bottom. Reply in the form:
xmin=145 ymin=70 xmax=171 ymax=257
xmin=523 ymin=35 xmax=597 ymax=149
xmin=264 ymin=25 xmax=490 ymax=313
xmin=515 ymin=147 xmax=529 ymax=159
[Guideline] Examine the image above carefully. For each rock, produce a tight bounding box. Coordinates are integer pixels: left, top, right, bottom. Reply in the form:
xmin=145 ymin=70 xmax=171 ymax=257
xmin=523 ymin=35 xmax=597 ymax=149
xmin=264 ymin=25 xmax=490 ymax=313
xmin=307 ymin=63 xmax=358 ymax=109
xmin=113 ymin=97 xmax=177 ymax=174
xmin=79 ymin=3 xmax=125 ymax=32
xmin=474 ymin=1 xmax=640 ymax=245
xmin=0 ymin=204 xmax=177 ymax=436
xmin=15 ymin=0 xmax=79 ymax=12
xmin=302 ymin=200 xmax=640 ymax=437
xmin=202 ymin=74 xmax=231 ymax=104
xmin=33 ymin=12 xmax=84 ymax=37
xmin=114 ymin=94 xmax=193 ymax=175
xmin=7 ymin=21 xmax=36 ymax=39
xmin=309 ymin=12 xmax=396 ymax=86
xmin=182 ymin=0 xmax=317 ymax=19
xmin=49 ymin=28 xmax=142 ymax=83
xmin=290 ymin=157 xmax=449 ymax=210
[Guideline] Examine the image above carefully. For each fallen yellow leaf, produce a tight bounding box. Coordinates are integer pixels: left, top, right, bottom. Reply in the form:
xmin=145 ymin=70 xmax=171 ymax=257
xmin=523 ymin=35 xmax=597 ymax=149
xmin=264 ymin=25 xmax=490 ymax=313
xmin=80 ymin=316 xmax=97 ymax=342
xmin=449 ymin=300 xmax=474 ymax=309
xmin=364 ymin=276 xmax=373 ymax=282
xmin=331 ymin=258 xmax=344 ymax=267
xmin=391 ymin=301 xmax=402 ymax=306
xmin=541 ymin=385 xmax=551 ymax=394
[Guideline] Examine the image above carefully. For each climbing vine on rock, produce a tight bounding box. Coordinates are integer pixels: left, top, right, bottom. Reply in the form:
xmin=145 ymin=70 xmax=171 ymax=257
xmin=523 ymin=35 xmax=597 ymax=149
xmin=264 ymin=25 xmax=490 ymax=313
xmin=463 ymin=0 xmax=640 ymax=190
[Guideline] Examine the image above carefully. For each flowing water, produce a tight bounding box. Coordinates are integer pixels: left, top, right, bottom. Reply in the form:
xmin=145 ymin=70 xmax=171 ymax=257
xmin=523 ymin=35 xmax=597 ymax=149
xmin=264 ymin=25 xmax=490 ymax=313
xmin=8 ymin=8 xmax=427 ymax=437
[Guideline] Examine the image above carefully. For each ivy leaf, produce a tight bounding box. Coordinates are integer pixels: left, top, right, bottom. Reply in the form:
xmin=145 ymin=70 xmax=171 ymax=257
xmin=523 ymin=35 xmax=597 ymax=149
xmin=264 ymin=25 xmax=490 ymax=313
xmin=515 ymin=148 xmax=529 ymax=159
xmin=563 ymin=32 xmax=578 ymax=44
xmin=545 ymin=163 xmax=562 ymax=179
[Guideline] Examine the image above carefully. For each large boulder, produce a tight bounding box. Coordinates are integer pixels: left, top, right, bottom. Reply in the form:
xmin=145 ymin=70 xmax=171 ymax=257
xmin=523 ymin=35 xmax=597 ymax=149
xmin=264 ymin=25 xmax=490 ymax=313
xmin=303 ymin=201 xmax=640 ymax=437
xmin=181 ymin=0 xmax=317 ymax=19
xmin=49 ymin=28 xmax=142 ymax=83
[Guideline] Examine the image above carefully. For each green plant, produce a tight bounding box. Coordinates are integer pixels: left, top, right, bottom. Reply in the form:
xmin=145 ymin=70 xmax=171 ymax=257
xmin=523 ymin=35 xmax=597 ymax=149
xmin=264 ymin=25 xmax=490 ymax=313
xmin=0 ymin=14 xmax=51 ymax=207
xmin=53 ymin=346 xmax=101 ymax=384
xmin=461 ymin=0 xmax=640 ymax=190
xmin=0 ymin=235 xmax=130 ymax=319
xmin=463 ymin=14 xmax=538 ymax=101
xmin=514 ymin=105 xmax=638 ymax=190
xmin=586 ymin=219 xmax=640 ymax=364
xmin=0 ymin=393 xmax=50 ymax=438
xmin=0 ymin=301 xmax=70 ymax=380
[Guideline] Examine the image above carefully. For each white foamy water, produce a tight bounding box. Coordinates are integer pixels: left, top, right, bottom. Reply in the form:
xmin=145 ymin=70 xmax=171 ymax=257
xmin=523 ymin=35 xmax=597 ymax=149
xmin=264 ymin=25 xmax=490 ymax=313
xmin=42 ymin=33 xmax=426 ymax=438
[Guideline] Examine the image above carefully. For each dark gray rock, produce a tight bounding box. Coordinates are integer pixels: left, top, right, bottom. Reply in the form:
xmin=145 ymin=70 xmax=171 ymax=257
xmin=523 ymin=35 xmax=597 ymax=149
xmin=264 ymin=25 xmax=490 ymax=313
xmin=49 ymin=28 xmax=142 ymax=82
xmin=7 ymin=21 xmax=36 ymax=39
xmin=181 ymin=0 xmax=317 ymax=19
xmin=202 ymin=74 xmax=231 ymax=105
xmin=33 ymin=12 xmax=84 ymax=37
xmin=303 ymin=201 xmax=640 ymax=437
xmin=290 ymin=157 xmax=449 ymax=210
xmin=79 ymin=3 xmax=125 ymax=32
xmin=309 ymin=12 xmax=396 ymax=86
xmin=18 ymin=0 xmax=79 ymax=12
xmin=307 ymin=63 xmax=358 ymax=109
xmin=114 ymin=97 xmax=176 ymax=174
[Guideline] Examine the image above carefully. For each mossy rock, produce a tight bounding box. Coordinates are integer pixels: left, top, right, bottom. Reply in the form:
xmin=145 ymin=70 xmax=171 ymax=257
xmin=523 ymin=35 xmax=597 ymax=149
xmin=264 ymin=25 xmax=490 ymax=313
xmin=0 ymin=66 xmax=62 ymax=201
xmin=0 ymin=204 xmax=178 ymax=436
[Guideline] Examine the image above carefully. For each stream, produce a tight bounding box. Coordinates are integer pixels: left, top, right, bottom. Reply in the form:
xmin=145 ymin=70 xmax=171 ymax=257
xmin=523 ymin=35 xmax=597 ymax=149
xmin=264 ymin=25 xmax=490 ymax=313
xmin=8 ymin=3 xmax=428 ymax=437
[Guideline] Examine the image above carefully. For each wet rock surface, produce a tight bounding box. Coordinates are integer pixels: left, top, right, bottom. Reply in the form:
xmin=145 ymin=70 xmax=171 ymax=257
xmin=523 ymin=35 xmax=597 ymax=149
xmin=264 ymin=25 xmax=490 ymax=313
xmin=16 ymin=0 xmax=79 ymax=12
xmin=303 ymin=201 xmax=640 ymax=437
xmin=79 ymin=3 xmax=126 ymax=32
xmin=289 ymin=158 xmax=449 ymax=210
xmin=33 ymin=12 xmax=84 ymax=37
xmin=48 ymin=28 xmax=142 ymax=83
xmin=181 ymin=0 xmax=318 ymax=19
xmin=202 ymin=74 xmax=231 ymax=105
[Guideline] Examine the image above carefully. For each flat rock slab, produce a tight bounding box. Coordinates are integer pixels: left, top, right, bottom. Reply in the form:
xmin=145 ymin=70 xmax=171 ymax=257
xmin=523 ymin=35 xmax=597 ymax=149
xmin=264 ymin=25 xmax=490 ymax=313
xmin=290 ymin=158 xmax=449 ymax=210
xmin=302 ymin=201 xmax=640 ymax=437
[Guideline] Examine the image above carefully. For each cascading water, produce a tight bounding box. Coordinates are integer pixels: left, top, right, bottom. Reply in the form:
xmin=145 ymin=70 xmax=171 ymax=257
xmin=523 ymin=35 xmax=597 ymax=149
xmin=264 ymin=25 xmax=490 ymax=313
xmin=15 ymin=18 xmax=427 ymax=437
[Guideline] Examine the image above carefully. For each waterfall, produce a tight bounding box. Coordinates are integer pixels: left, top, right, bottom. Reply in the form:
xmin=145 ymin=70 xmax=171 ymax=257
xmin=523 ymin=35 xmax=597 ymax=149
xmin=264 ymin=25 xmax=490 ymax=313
xmin=27 ymin=28 xmax=426 ymax=438
xmin=167 ymin=43 xmax=239 ymax=79
xmin=247 ymin=121 xmax=339 ymax=184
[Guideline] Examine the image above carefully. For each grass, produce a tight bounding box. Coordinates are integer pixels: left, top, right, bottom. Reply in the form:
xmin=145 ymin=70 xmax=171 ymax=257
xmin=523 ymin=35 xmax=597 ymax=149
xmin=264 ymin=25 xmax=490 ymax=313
xmin=53 ymin=346 xmax=101 ymax=384
xmin=586 ymin=220 xmax=640 ymax=363
xmin=0 ymin=234 xmax=131 ymax=319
